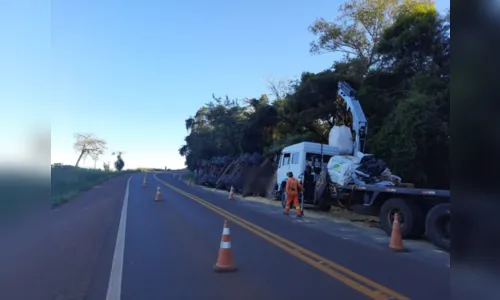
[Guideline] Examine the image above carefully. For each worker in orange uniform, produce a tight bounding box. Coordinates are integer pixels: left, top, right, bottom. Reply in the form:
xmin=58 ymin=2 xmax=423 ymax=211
xmin=283 ymin=171 xmax=304 ymax=217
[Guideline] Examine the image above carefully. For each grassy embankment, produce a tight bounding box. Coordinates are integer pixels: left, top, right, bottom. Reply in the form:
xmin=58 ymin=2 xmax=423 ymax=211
xmin=51 ymin=165 xmax=133 ymax=208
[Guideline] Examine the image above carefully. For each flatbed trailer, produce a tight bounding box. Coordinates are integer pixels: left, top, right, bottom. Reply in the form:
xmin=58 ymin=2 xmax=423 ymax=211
xmin=337 ymin=184 xmax=450 ymax=206
xmin=275 ymin=81 xmax=450 ymax=250
xmin=313 ymin=170 xmax=450 ymax=250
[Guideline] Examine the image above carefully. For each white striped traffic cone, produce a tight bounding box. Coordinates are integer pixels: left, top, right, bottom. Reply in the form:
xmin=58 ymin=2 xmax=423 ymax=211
xmin=155 ymin=185 xmax=162 ymax=201
xmin=213 ymin=220 xmax=237 ymax=272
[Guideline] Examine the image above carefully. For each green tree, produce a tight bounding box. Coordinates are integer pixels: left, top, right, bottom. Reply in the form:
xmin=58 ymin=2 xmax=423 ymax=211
xmin=180 ymin=95 xmax=246 ymax=169
xmin=309 ymin=0 xmax=399 ymax=73
xmin=283 ymin=71 xmax=341 ymax=143
xmin=364 ymin=0 xmax=450 ymax=188
xmin=113 ymin=152 xmax=125 ymax=171
xmin=240 ymin=95 xmax=279 ymax=154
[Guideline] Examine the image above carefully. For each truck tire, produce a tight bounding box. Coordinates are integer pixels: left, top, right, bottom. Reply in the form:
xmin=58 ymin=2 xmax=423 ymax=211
xmin=319 ymin=201 xmax=332 ymax=211
xmin=240 ymin=153 xmax=251 ymax=163
xmin=379 ymin=198 xmax=425 ymax=238
xmin=281 ymin=190 xmax=287 ymax=208
xmin=425 ymin=203 xmax=450 ymax=251
xmin=249 ymin=152 xmax=263 ymax=166
xmin=273 ymin=184 xmax=280 ymax=200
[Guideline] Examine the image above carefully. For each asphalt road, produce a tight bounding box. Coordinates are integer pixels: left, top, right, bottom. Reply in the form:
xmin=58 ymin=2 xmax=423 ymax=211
xmin=0 ymin=172 xmax=451 ymax=300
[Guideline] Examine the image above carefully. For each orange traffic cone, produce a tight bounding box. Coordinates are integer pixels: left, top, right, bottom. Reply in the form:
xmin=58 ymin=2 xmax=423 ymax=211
xmin=228 ymin=186 xmax=234 ymax=200
xmin=155 ymin=185 xmax=162 ymax=201
xmin=213 ymin=220 xmax=237 ymax=273
xmin=389 ymin=213 xmax=405 ymax=252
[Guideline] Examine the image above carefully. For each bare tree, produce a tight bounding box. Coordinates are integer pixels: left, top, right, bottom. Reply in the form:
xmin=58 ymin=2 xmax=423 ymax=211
xmin=90 ymin=148 xmax=104 ymax=169
xmin=73 ymin=133 xmax=107 ymax=167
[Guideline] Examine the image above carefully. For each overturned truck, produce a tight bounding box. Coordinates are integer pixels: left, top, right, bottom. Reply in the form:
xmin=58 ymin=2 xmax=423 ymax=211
xmin=196 ymin=156 xmax=232 ymax=186
xmin=196 ymin=152 xmax=276 ymax=198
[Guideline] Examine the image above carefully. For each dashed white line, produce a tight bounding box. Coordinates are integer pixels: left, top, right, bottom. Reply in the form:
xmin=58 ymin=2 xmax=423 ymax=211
xmin=105 ymin=176 xmax=131 ymax=300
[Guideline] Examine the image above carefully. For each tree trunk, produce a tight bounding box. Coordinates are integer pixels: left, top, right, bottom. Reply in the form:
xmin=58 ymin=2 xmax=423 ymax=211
xmin=75 ymin=150 xmax=86 ymax=167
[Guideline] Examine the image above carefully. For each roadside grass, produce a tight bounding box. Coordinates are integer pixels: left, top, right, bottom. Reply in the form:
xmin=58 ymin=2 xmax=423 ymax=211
xmin=51 ymin=165 xmax=133 ymax=208
xmin=0 ymin=172 xmax=48 ymax=225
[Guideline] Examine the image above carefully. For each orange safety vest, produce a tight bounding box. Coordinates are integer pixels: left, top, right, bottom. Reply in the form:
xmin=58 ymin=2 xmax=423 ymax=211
xmin=286 ymin=177 xmax=301 ymax=194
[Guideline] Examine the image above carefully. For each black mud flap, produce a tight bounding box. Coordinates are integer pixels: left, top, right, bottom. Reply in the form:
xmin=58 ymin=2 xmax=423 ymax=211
xmin=314 ymin=167 xmax=328 ymax=205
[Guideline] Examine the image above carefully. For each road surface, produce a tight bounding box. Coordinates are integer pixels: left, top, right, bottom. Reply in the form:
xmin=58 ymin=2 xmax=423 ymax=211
xmin=0 ymin=172 xmax=451 ymax=300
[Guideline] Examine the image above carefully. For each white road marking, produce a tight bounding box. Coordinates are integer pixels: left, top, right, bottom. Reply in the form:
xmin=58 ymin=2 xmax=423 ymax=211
xmin=105 ymin=176 xmax=131 ymax=300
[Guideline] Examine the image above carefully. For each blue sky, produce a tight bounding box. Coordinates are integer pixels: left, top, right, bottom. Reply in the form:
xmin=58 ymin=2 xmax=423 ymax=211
xmin=1 ymin=0 xmax=449 ymax=170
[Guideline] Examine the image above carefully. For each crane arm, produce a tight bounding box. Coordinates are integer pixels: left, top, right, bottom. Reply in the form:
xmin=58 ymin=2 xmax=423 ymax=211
xmin=335 ymin=81 xmax=368 ymax=153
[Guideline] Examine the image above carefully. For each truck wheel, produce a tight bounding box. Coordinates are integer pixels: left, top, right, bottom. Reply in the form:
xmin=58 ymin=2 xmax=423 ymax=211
xmin=273 ymin=184 xmax=280 ymax=201
xmin=425 ymin=203 xmax=450 ymax=251
xmin=319 ymin=201 xmax=332 ymax=211
xmin=379 ymin=198 xmax=425 ymax=238
xmin=281 ymin=191 xmax=287 ymax=208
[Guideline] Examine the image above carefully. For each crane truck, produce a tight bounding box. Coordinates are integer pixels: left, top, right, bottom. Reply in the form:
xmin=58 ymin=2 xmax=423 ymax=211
xmin=273 ymin=81 xmax=450 ymax=250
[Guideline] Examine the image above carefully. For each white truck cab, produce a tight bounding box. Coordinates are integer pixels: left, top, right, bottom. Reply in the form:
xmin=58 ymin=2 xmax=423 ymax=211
xmin=275 ymin=142 xmax=340 ymax=200
xmin=273 ymin=81 xmax=365 ymax=207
